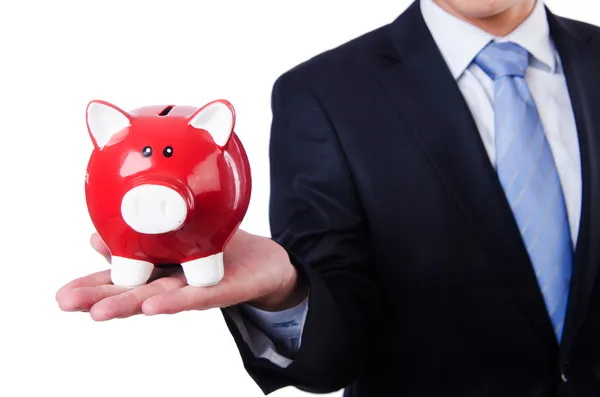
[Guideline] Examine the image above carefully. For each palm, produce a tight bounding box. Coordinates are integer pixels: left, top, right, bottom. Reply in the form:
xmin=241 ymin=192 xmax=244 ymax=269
xmin=56 ymin=229 xmax=294 ymax=321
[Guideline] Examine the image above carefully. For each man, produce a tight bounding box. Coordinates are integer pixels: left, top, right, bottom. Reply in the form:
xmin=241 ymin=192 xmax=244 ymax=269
xmin=56 ymin=0 xmax=600 ymax=395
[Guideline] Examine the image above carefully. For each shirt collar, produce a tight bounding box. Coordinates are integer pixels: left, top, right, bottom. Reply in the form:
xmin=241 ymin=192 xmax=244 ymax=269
xmin=420 ymin=0 xmax=558 ymax=79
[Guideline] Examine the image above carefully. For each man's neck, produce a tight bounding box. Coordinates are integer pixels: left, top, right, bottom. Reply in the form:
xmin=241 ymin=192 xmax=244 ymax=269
xmin=433 ymin=0 xmax=537 ymax=37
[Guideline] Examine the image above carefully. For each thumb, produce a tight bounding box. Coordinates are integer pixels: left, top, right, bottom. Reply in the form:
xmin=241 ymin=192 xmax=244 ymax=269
xmin=90 ymin=233 xmax=111 ymax=263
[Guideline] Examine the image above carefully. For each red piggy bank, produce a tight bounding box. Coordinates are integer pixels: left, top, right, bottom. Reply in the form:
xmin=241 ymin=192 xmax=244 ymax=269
xmin=85 ymin=99 xmax=251 ymax=288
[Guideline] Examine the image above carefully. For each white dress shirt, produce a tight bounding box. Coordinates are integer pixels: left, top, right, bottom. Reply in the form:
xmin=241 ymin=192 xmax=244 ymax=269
xmin=226 ymin=0 xmax=582 ymax=367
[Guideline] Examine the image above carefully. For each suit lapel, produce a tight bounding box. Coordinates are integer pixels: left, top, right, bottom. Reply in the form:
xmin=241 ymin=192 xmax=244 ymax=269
xmin=377 ymin=2 xmax=558 ymax=347
xmin=545 ymin=11 xmax=600 ymax=356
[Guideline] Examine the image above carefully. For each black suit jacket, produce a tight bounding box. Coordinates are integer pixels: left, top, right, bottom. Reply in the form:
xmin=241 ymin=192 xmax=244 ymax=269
xmin=223 ymin=2 xmax=600 ymax=396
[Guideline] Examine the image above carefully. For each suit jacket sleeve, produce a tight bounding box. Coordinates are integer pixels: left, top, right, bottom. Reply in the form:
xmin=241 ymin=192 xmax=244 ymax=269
xmin=222 ymin=70 xmax=383 ymax=394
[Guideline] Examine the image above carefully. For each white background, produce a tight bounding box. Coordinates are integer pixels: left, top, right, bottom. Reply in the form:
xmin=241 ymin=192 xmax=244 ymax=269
xmin=0 ymin=1 xmax=598 ymax=396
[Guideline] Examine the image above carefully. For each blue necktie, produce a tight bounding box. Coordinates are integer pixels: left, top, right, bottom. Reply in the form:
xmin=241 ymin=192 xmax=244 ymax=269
xmin=474 ymin=42 xmax=573 ymax=340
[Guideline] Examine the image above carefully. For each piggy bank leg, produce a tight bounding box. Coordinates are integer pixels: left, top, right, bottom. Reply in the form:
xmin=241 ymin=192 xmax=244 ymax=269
xmin=111 ymin=256 xmax=154 ymax=288
xmin=181 ymin=253 xmax=224 ymax=287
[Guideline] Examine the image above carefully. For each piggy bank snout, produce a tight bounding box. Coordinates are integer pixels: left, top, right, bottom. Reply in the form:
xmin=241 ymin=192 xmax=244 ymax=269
xmin=121 ymin=184 xmax=189 ymax=234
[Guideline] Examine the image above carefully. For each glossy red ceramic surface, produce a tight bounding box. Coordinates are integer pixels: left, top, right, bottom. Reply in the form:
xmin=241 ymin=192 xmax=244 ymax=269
xmin=85 ymin=100 xmax=251 ymax=265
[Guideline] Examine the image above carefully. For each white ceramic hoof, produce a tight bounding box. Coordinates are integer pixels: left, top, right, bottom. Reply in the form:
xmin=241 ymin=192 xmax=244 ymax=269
xmin=111 ymin=256 xmax=154 ymax=288
xmin=181 ymin=252 xmax=224 ymax=287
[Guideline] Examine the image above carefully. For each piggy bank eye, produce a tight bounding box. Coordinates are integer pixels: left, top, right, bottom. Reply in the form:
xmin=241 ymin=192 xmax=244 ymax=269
xmin=142 ymin=146 xmax=152 ymax=157
xmin=163 ymin=146 xmax=173 ymax=158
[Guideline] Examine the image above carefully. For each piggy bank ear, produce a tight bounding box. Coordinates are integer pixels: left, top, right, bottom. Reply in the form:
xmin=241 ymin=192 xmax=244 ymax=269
xmin=188 ymin=100 xmax=235 ymax=147
xmin=86 ymin=100 xmax=131 ymax=149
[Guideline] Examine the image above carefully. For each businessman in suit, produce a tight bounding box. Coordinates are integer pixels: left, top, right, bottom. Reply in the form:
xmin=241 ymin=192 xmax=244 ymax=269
xmin=57 ymin=0 xmax=600 ymax=395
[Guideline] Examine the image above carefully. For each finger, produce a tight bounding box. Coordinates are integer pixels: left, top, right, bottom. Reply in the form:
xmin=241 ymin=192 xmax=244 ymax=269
xmin=91 ymin=233 xmax=111 ymax=263
xmin=56 ymin=270 xmax=112 ymax=301
xmin=142 ymin=279 xmax=245 ymax=315
xmin=57 ymin=284 xmax=127 ymax=312
xmin=90 ymin=276 xmax=187 ymax=321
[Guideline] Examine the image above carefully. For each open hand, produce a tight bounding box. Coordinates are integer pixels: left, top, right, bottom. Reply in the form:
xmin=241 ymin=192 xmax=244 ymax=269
xmin=55 ymin=230 xmax=306 ymax=321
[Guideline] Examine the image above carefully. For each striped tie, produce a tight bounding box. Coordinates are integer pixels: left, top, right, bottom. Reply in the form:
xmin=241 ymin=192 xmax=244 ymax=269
xmin=474 ymin=42 xmax=573 ymax=340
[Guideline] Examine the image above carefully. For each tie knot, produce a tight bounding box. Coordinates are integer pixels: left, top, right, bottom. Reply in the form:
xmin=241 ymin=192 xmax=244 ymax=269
xmin=474 ymin=42 xmax=530 ymax=79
